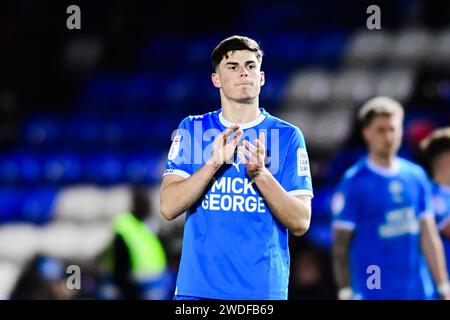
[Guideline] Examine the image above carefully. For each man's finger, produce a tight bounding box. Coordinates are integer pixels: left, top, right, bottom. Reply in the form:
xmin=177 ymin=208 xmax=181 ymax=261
xmin=232 ymin=130 xmax=243 ymax=145
xmin=259 ymin=131 xmax=266 ymax=146
xmin=243 ymin=140 xmax=257 ymax=152
xmin=254 ymin=139 xmax=266 ymax=163
xmin=239 ymin=146 xmax=258 ymax=164
xmin=254 ymin=139 xmax=265 ymax=153
xmin=238 ymin=151 xmax=248 ymax=165
xmin=224 ymin=124 xmax=240 ymax=139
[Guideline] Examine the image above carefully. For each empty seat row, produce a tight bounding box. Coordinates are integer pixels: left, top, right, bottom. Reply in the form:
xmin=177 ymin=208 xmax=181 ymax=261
xmin=0 ymin=150 xmax=166 ymax=185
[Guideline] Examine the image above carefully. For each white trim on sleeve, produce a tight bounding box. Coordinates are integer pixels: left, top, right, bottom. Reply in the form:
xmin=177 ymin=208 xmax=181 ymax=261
xmin=287 ymin=189 xmax=314 ymax=198
xmin=332 ymin=220 xmax=356 ymax=230
xmin=418 ymin=210 xmax=434 ymax=220
xmin=162 ymin=169 xmax=191 ymax=179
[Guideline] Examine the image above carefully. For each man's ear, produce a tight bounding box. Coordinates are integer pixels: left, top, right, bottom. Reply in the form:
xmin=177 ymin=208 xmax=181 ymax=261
xmin=211 ymin=73 xmax=222 ymax=88
xmin=260 ymin=71 xmax=265 ymax=87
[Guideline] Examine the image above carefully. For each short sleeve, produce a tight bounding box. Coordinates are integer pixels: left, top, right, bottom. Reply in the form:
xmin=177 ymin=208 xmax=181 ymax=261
xmin=279 ymin=128 xmax=313 ymax=197
xmin=163 ymin=118 xmax=193 ymax=179
xmin=331 ymin=177 xmax=360 ymax=230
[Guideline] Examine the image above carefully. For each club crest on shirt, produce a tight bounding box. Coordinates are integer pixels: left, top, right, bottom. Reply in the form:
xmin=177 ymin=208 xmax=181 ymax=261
xmin=389 ymin=180 xmax=403 ymax=203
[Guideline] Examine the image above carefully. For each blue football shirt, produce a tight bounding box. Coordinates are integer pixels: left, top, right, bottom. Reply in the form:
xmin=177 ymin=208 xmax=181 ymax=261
xmin=431 ymin=182 xmax=450 ymax=276
xmin=332 ymin=157 xmax=435 ymax=299
xmin=163 ymin=108 xmax=313 ymax=299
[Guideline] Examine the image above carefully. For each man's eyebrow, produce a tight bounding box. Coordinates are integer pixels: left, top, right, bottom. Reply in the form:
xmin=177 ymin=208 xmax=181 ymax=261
xmin=225 ymin=60 xmax=257 ymax=66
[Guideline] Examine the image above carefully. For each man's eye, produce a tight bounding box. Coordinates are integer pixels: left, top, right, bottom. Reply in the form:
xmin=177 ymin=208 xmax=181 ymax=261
xmin=249 ymin=65 xmax=256 ymax=69
xmin=229 ymin=66 xmax=237 ymax=70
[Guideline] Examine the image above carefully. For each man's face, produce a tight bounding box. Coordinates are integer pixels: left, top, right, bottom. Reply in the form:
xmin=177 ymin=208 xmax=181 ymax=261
xmin=211 ymin=50 xmax=265 ymax=104
xmin=363 ymin=114 xmax=403 ymax=159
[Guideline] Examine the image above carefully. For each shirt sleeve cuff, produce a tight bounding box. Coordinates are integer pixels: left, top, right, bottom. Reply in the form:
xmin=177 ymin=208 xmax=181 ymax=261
xmin=162 ymin=169 xmax=191 ymax=179
xmin=418 ymin=210 xmax=434 ymax=220
xmin=332 ymin=220 xmax=356 ymax=230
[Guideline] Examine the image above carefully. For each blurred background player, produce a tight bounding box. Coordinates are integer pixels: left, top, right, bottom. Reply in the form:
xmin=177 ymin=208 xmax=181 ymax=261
xmin=420 ymin=127 xmax=450 ymax=298
xmin=331 ymin=96 xmax=450 ymax=300
xmin=98 ymin=186 xmax=169 ymax=300
xmin=160 ymin=35 xmax=313 ymax=300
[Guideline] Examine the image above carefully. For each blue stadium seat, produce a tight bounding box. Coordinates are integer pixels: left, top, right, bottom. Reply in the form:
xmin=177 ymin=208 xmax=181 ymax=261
xmin=0 ymin=187 xmax=22 ymax=223
xmin=0 ymin=151 xmax=41 ymax=184
xmin=263 ymin=32 xmax=309 ymax=67
xmin=123 ymin=151 xmax=163 ymax=184
xmin=22 ymin=115 xmax=63 ymax=146
xmin=20 ymin=188 xmax=58 ymax=225
xmin=85 ymin=151 xmax=124 ymax=184
xmin=42 ymin=151 xmax=83 ymax=184
xmin=308 ymin=31 xmax=349 ymax=66
xmin=77 ymin=75 xmax=125 ymax=113
xmin=65 ymin=115 xmax=103 ymax=146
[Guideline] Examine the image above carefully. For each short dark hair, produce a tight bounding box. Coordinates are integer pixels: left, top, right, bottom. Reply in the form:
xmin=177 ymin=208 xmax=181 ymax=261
xmin=211 ymin=35 xmax=263 ymax=71
xmin=420 ymin=127 xmax=450 ymax=170
xmin=358 ymin=96 xmax=404 ymax=128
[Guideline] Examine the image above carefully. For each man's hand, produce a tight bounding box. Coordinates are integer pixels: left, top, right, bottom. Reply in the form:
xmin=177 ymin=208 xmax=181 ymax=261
xmin=238 ymin=131 xmax=267 ymax=178
xmin=208 ymin=124 xmax=243 ymax=168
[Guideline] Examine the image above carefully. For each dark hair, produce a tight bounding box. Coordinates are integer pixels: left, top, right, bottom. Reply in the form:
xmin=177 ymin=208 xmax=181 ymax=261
xmin=358 ymin=96 xmax=404 ymax=128
xmin=420 ymin=127 xmax=450 ymax=170
xmin=211 ymin=35 xmax=263 ymax=71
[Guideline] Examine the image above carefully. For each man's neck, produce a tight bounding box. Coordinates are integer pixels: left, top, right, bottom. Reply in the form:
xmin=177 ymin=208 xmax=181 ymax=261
xmin=434 ymin=171 xmax=450 ymax=188
xmin=368 ymin=152 xmax=396 ymax=168
xmin=221 ymin=100 xmax=261 ymax=124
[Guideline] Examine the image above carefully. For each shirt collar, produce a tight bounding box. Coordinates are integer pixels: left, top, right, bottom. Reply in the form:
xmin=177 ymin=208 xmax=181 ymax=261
xmin=218 ymin=108 xmax=266 ymax=129
xmin=366 ymin=157 xmax=400 ymax=177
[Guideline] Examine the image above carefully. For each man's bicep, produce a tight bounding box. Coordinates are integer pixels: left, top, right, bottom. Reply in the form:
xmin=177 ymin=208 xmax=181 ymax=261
xmin=161 ymin=174 xmax=186 ymax=190
xmin=294 ymin=195 xmax=311 ymax=211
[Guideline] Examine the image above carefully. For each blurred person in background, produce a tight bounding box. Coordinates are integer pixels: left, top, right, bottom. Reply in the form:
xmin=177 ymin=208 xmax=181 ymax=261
xmin=160 ymin=35 xmax=313 ymax=300
xmin=331 ymin=96 xmax=450 ymax=300
xmin=98 ymin=186 xmax=169 ymax=300
xmin=420 ymin=127 xmax=450 ymax=297
xmin=11 ymin=255 xmax=74 ymax=300
xmin=288 ymin=240 xmax=336 ymax=300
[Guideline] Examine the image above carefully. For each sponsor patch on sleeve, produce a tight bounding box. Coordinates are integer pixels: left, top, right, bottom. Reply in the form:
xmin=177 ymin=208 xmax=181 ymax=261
xmin=164 ymin=168 xmax=174 ymax=175
xmin=168 ymin=135 xmax=181 ymax=161
xmin=297 ymin=148 xmax=310 ymax=176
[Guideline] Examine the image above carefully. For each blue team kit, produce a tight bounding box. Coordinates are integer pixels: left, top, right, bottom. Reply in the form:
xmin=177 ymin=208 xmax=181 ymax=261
xmin=332 ymin=157 xmax=436 ymax=299
xmin=163 ymin=108 xmax=313 ymax=299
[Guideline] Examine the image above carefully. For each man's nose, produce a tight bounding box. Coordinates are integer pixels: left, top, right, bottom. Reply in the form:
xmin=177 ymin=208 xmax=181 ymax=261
xmin=240 ymin=67 xmax=249 ymax=77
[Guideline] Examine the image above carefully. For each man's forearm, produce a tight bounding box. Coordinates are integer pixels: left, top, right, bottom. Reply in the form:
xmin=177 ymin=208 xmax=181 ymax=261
xmin=332 ymin=228 xmax=354 ymax=299
xmin=421 ymin=230 xmax=449 ymax=295
xmin=253 ymin=168 xmax=311 ymax=236
xmin=332 ymin=245 xmax=351 ymax=290
xmin=160 ymin=161 xmax=220 ymax=220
